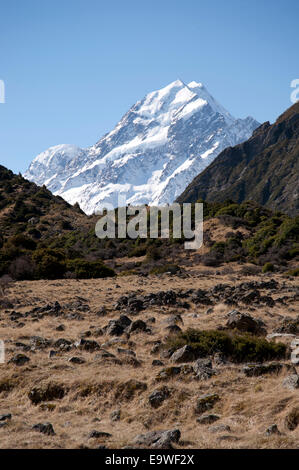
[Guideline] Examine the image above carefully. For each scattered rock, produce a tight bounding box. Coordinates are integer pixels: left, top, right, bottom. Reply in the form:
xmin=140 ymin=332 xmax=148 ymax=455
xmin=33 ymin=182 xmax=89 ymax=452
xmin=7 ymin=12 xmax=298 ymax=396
xmin=170 ymin=345 xmax=195 ymax=363
xmin=193 ymin=358 xmax=216 ymax=381
xmin=165 ymin=314 xmax=183 ymax=325
xmin=68 ymin=356 xmax=86 ymax=364
xmin=117 ymin=348 xmax=136 ymax=357
xmin=115 ymin=379 xmax=147 ymax=401
xmin=30 ymin=336 xmax=52 ymax=350
xmin=275 ymin=317 xmax=299 ymax=335
xmin=226 ymin=310 xmax=266 ymax=335
xmin=8 ymin=354 xmax=30 ymax=366
xmin=217 ymin=435 xmax=239 ymax=442
xmin=133 ymin=429 xmax=181 ymax=449
xmin=285 ymin=407 xmax=299 ymax=431
xmin=110 ymin=409 xmax=120 ymax=422
xmin=283 ymin=374 xmax=299 ymax=390
xmin=209 ymin=424 xmax=231 ymax=433
xmin=243 ymin=363 xmax=284 ymax=377
xmin=165 ymin=324 xmax=182 ymax=334
xmin=55 ymin=325 xmax=65 ymax=331
xmin=196 ymin=414 xmax=220 ymax=425
xmin=96 ymin=307 xmax=107 ymax=317
xmin=49 ymin=350 xmax=58 ymax=358
xmin=0 ymin=413 xmax=12 ymax=421
xmin=127 ymin=319 xmax=147 ymax=334
xmin=149 ymin=386 xmax=170 ymax=408
xmin=195 ymin=394 xmax=220 ymax=415
xmin=265 ymin=424 xmax=281 ymax=436
xmin=88 ymin=430 xmax=112 ymax=439
xmin=32 ymin=422 xmax=55 ymax=436
xmin=152 ymin=360 xmax=164 ymax=367
xmin=53 ymin=338 xmax=72 ymax=350
xmin=156 ymin=366 xmax=182 ymax=381
xmin=74 ymin=338 xmax=101 ymax=352
xmin=105 ymin=315 xmax=132 ymax=336
xmin=28 ymin=383 xmax=65 ymax=405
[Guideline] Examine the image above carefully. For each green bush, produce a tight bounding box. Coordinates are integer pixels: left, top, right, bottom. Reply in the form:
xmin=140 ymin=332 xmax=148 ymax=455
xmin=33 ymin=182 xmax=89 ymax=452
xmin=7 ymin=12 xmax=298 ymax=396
xmin=165 ymin=328 xmax=286 ymax=363
xmin=32 ymin=248 xmax=66 ymax=279
xmin=128 ymin=245 xmax=147 ymax=258
xmin=262 ymin=262 xmax=274 ymax=273
xmin=66 ymin=258 xmax=115 ymax=279
xmin=9 ymin=234 xmax=36 ymax=250
xmin=150 ymin=264 xmax=180 ymax=275
xmin=145 ymin=245 xmax=161 ymax=261
xmin=287 ymin=267 xmax=299 ymax=277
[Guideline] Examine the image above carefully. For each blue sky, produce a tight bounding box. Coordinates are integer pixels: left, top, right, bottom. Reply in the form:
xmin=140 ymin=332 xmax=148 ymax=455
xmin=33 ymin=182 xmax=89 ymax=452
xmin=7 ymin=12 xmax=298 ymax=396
xmin=0 ymin=0 xmax=298 ymax=173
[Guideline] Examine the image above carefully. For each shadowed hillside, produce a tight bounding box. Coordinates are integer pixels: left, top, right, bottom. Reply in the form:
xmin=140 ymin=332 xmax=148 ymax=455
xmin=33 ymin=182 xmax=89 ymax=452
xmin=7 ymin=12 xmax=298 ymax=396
xmin=177 ymin=102 xmax=299 ymax=217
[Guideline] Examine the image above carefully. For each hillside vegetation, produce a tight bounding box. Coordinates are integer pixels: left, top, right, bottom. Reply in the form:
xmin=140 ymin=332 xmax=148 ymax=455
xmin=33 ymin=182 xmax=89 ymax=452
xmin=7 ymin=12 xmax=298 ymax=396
xmin=0 ymin=166 xmax=298 ymax=280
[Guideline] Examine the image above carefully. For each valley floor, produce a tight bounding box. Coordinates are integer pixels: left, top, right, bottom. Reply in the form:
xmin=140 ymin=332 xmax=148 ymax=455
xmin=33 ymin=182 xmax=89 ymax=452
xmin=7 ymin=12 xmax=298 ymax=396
xmin=0 ymin=265 xmax=298 ymax=449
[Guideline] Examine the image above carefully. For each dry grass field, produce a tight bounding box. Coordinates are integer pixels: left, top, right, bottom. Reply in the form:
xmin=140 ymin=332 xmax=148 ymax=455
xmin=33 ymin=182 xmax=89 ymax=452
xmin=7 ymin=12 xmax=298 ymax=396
xmin=0 ymin=264 xmax=298 ymax=449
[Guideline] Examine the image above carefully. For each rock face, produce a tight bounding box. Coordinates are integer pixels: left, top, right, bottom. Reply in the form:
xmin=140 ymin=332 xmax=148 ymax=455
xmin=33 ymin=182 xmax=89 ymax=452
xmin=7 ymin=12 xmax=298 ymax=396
xmin=177 ymin=101 xmax=299 ymax=217
xmin=24 ymin=80 xmax=258 ymax=213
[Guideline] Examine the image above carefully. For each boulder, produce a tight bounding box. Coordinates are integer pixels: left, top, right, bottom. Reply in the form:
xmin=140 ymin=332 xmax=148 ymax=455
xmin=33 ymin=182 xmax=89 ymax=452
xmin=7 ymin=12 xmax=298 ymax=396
xmin=195 ymin=394 xmax=220 ymax=415
xmin=8 ymin=354 xmax=30 ymax=366
xmin=28 ymin=383 xmax=65 ymax=405
xmin=283 ymin=374 xmax=299 ymax=390
xmin=226 ymin=310 xmax=266 ymax=335
xmin=0 ymin=413 xmax=11 ymax=421
xmin=170 ymin=345 xmax=195 ymax=363
xmin=74 ymin=339 xmax=101 ymax=352
xmin=148 ymin=386 xmax=170 ymax=408
xmin=68 ymin=356 xmax=86 ymax=364
xmin=209 ymin=424 xmax=231 ymax=433
xmin=193 ymin=358 xmax=216 ymax=381
xmin=133 ymin=429 xmax=180 ymax=449
xmin=32 ymin=422 xmax=55 ymax=436
xmin=196 ymin=414 xmax=220 ymax=425
xmin=88 ymin=430 xmax=112 ymax=439
xmin=110 ymin=409 xmax=120 ymax=422
xmin=127 ymin=320 xmax=147 ymax=333
xmin=243 ymin=363 xmax=283 ymax=377
xmin=285 ymin=407 xmax=299 ymax=431
xmin=265 ymin=424 xmax=281 ymax=436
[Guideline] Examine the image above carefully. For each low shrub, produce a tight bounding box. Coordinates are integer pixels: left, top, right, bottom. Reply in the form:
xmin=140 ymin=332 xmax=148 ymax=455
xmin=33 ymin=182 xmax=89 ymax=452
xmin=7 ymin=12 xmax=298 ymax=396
xmin=165 ymin=328 xmax=286 ymax=363
xmin=66 ymin=258 xmax=115 ymax=279
xmin=128 ymin=245 xmax=147 ymax=258
xmin=150 ymin=264 xmax=180 ymax=275
xmin=287 ymin=267 xmax=299 ymax=277
xmin=262 ymin=262 xmax=274 ymax=273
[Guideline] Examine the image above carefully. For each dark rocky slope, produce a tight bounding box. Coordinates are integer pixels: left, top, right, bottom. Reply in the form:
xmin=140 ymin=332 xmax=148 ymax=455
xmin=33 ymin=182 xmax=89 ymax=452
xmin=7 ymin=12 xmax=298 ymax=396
xmin=176 ymin=102 xmax=299 ymax=216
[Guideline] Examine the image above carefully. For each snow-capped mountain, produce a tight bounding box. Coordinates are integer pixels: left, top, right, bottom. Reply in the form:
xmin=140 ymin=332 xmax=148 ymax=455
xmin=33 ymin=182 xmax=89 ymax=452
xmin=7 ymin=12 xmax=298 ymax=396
xmin=24 ymin=80 xmax=259 ymax=214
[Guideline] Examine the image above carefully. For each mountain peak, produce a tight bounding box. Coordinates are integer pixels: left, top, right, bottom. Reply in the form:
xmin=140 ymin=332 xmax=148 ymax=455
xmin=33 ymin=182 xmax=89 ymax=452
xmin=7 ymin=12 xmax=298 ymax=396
xmin=24 ymin=81 xmax=259 ymax=213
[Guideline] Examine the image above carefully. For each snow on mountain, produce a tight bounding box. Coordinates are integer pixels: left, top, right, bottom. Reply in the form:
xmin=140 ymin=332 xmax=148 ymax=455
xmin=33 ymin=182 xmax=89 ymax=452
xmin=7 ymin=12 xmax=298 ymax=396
xmin=24 ymin=80 xmax=259 ymax=214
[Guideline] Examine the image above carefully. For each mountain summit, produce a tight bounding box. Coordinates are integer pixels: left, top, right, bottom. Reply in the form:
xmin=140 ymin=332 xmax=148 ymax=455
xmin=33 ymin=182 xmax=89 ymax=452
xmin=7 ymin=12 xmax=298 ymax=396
xmin=24 ymin=80 xmax=259 ymax=214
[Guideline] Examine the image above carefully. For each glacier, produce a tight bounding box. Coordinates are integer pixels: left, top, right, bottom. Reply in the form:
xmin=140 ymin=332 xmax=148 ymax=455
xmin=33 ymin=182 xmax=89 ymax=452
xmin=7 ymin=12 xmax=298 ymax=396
xmin=24 ymin=79 xmax=259 ymax=214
